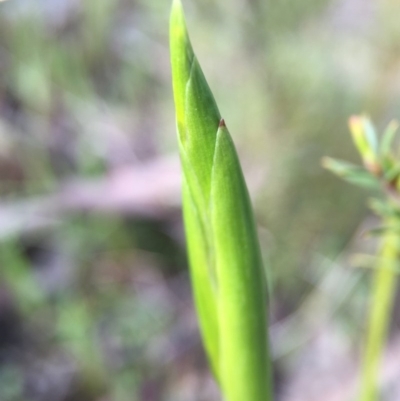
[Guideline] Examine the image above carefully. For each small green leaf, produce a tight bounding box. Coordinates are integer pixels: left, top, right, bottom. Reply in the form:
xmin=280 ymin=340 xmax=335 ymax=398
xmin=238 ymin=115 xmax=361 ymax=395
xmin=363 ymin=117 xmax=379 ymax=154
xmin=380 ymin=154 xmax=396 ymax=174
xmin=322 ymin=157 xmax=380 ymax=189
xmin=383 ymin=162 xmax=400 ymax=182
xmin=380 ymin=120 xmax=399 ymax=156
xmin=368 ymin=198 xmax=400 ymax=219
xmin=349 ymin=115 xmax=380 ymax=174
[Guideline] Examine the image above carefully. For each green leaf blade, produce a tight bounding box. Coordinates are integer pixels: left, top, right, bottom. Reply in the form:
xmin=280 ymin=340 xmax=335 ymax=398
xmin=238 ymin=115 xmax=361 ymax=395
xmin=170 ymin=0 xmax=221 ymax=381
xmin=185 ymin=57 xmax=221 ymax=201
xmin=182 ymin=180 xmax=220 ymax=379
xmin=211 ymin=124 xmax=272 ymax=401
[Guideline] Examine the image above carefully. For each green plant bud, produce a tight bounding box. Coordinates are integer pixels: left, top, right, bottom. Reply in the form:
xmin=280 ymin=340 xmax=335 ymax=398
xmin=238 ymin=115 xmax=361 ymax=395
xmin=170 ymin=1 xmax=273 ymax=400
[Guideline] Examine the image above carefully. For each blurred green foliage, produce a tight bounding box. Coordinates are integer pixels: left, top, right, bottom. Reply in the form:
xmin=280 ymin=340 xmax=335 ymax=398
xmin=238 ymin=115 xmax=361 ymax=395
xmin=1 ymin=0 xmax=400 ymax=400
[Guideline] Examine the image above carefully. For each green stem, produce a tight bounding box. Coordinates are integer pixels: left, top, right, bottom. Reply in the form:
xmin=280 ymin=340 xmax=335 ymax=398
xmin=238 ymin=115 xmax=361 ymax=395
xmin=360 ymin=221 xmax=399 ymax=401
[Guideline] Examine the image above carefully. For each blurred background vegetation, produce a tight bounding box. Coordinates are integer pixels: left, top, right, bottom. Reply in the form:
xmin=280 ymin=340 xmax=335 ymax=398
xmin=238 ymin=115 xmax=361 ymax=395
xmin=1 ymin=0 xmax=400 ymax=400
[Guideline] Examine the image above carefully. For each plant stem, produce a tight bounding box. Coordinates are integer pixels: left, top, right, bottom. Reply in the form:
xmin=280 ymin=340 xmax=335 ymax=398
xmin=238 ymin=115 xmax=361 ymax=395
xmin=360 ymin=220 xmax=399 ymax=401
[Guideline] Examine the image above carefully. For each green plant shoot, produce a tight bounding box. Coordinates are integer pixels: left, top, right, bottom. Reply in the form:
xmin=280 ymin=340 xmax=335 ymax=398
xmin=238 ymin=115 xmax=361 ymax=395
xmin=324 ymin=115 xmax=400 ymax=401
xmin=170 ymin=1 xmax=273 ymax=400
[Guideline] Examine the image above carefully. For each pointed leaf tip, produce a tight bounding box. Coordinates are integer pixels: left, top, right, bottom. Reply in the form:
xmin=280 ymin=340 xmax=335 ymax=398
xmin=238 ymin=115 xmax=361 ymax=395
xmin=171 ymin=0 xmax=183 ymax=17
xmin=170 ymin=0 xmax=194 ymax=137
xmin=219 ymin=118 xmax=226 ymax=128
